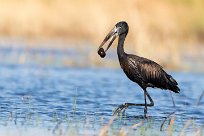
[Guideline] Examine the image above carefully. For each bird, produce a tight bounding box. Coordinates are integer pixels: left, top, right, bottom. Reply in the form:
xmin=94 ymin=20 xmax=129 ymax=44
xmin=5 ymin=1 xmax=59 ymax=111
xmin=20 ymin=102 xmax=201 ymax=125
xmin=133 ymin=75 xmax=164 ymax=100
xmin=97 ymin=21 xmax=180 ymax=117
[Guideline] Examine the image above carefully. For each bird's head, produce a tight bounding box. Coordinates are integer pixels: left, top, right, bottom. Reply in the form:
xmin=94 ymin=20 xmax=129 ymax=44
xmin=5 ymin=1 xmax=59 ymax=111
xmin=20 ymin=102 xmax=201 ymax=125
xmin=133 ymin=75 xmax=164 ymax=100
xmin=97 ymin=21 xmax=129 ymax=58
xmin=115 ymin=21 xmax=129 ymax=36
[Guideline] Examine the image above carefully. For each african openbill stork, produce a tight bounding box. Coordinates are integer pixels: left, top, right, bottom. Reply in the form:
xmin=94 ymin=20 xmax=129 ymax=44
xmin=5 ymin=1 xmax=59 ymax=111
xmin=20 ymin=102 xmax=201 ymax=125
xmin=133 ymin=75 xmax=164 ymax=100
xmin=97 ymin=21 xmax=180 ymax=117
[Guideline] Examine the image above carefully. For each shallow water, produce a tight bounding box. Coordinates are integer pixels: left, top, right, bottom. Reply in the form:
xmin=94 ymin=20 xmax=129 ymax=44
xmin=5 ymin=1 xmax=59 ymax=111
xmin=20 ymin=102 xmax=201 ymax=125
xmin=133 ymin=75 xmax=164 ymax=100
xmin=0 ymin=63 xmax=204 ymax=135
xmin=0 ymin=46 xmax=204 ymax=135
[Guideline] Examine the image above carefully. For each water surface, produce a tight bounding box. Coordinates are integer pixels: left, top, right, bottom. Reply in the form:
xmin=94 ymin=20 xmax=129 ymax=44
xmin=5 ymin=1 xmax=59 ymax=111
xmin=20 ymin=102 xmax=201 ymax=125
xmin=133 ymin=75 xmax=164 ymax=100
xmin=0 ymin=63 xmax=203 ymax=135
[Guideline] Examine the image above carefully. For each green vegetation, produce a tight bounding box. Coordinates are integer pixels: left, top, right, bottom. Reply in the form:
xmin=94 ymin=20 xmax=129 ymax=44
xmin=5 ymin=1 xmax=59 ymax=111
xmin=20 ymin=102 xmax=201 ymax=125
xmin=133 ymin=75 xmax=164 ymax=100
xmin=0 ymin=95 xmax=203 ymax=136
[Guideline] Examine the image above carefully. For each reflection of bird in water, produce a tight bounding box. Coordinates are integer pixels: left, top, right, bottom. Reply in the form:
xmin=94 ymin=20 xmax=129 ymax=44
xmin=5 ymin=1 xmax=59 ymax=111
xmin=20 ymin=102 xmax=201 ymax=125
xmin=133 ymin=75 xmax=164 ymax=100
xmin=98 ymin=21 xmax=180 ymax=117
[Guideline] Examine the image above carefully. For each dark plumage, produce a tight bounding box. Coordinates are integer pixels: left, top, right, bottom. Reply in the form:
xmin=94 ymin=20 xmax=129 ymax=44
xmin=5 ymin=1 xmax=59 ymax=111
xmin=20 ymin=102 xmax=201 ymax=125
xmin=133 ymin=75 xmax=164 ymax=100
xmin=98 ymin=21 xmax=180 ymax=117
xmin=120 ymin=54 xmax=180 ymax=93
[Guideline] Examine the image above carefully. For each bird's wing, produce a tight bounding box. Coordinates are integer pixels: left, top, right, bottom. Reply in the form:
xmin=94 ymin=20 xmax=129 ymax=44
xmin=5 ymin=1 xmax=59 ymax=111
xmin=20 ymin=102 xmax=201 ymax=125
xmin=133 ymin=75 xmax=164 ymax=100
xmin=126 ymin=55 xmax=180 ymax=92
xmin=139 ymin=59 xmax=166 ymax=83
xmin=128 ymin=56 xmax=169 ymax=87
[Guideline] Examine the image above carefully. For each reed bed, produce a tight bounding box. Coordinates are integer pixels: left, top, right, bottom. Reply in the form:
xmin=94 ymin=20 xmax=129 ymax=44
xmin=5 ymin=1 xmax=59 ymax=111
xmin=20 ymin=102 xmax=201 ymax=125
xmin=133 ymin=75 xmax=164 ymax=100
xmin=0 ymin=0 xmax=204 ymax=69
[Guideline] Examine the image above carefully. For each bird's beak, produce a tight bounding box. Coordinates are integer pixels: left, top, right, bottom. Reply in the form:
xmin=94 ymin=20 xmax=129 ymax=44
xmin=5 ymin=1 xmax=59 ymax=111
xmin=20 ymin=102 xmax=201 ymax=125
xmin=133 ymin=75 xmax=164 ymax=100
xmin=98 ymin=27 xmax=118 ymax=53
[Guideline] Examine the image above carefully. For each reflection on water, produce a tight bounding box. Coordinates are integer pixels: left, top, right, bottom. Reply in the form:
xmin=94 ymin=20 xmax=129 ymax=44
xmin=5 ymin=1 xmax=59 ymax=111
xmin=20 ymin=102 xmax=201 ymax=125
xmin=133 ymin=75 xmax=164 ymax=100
xmin=0 ymin=63 xmax=203 ymax=134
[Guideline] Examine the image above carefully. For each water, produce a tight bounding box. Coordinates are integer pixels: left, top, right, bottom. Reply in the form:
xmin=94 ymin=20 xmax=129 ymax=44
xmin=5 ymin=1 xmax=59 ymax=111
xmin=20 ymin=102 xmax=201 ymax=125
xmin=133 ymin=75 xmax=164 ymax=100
xmin=0 ymin=64 xmax=203 ymax=134
xmin=0 ymin=47 xmax=204 ymax=135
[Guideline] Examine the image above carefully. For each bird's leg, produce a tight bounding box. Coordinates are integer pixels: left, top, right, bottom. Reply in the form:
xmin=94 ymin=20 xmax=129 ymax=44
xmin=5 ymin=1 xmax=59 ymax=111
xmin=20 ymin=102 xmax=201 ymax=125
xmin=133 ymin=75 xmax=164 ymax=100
xmin=144 ymin=91 xmax=147 ymax=118
xmin=145 ymin=89 xmax=154 ymax=107
xmin=113 ymin=90 xmax=154 ymax=116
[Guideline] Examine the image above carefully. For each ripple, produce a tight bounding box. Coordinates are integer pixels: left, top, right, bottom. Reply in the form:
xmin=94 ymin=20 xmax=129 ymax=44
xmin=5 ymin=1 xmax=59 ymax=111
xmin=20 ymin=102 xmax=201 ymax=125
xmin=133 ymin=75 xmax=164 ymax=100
xmin=0 ymin=64 xmax=203 ymax=132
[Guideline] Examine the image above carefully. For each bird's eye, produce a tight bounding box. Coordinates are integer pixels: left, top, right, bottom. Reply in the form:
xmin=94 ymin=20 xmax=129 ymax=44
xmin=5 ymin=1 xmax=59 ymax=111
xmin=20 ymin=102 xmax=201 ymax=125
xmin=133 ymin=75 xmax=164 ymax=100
xmin=117 ymin=27 xmax=122 ymax=34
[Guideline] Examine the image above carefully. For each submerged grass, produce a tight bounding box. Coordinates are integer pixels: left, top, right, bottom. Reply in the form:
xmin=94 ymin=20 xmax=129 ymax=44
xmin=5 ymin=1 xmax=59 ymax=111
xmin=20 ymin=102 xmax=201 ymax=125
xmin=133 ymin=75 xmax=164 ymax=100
xmin=0 ymin=81 xmax=204 ymax=136
xmin=0 ymin=94 xmax=203 ymax=136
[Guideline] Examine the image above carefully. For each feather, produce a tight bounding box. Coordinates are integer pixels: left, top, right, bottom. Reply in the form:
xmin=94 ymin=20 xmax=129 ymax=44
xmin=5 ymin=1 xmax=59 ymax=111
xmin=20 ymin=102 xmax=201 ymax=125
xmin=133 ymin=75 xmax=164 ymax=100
xmin=120 ymin=54 xmax=180 ymax=93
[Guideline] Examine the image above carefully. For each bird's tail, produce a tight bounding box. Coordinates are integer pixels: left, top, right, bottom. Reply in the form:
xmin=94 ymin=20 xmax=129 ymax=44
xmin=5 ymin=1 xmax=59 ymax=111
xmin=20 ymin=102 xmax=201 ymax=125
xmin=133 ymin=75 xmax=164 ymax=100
xmin=167 ymin=74 xmax=180 ymax=93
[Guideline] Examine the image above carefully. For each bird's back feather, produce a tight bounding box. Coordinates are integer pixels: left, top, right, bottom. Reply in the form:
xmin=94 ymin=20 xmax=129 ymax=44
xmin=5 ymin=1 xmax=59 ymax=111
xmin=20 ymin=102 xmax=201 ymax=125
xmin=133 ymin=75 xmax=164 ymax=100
xmin=120 ymin=54 xmax=180 ymax=93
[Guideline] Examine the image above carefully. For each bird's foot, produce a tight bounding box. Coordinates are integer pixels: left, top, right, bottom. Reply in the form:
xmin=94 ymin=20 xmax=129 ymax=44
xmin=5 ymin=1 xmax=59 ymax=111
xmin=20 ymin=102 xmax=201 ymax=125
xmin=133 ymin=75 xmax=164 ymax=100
xmin=113 ymin=103 xmax=128 ymax=116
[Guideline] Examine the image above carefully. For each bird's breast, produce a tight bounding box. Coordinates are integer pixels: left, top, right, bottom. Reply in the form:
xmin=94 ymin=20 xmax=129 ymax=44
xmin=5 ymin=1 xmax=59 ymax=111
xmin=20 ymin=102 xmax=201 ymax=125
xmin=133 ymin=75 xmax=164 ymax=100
xmin=119 ymin=58 xmax=140 ymax=83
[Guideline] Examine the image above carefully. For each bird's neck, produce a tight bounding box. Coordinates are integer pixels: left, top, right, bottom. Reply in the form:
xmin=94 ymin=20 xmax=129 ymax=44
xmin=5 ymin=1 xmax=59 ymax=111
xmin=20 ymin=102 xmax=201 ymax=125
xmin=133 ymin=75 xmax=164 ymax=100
xmin=117 ymin=34 xmax=126 ymax=59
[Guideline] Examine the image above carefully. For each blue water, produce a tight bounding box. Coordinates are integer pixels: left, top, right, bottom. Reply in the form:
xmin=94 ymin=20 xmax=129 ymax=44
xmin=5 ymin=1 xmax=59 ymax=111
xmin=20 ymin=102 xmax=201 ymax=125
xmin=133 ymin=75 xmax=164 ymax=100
xmin=0 ymin=63 xmax=203 ymax=134
xmin=0 ymin=45 xmax=203 ymax=135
